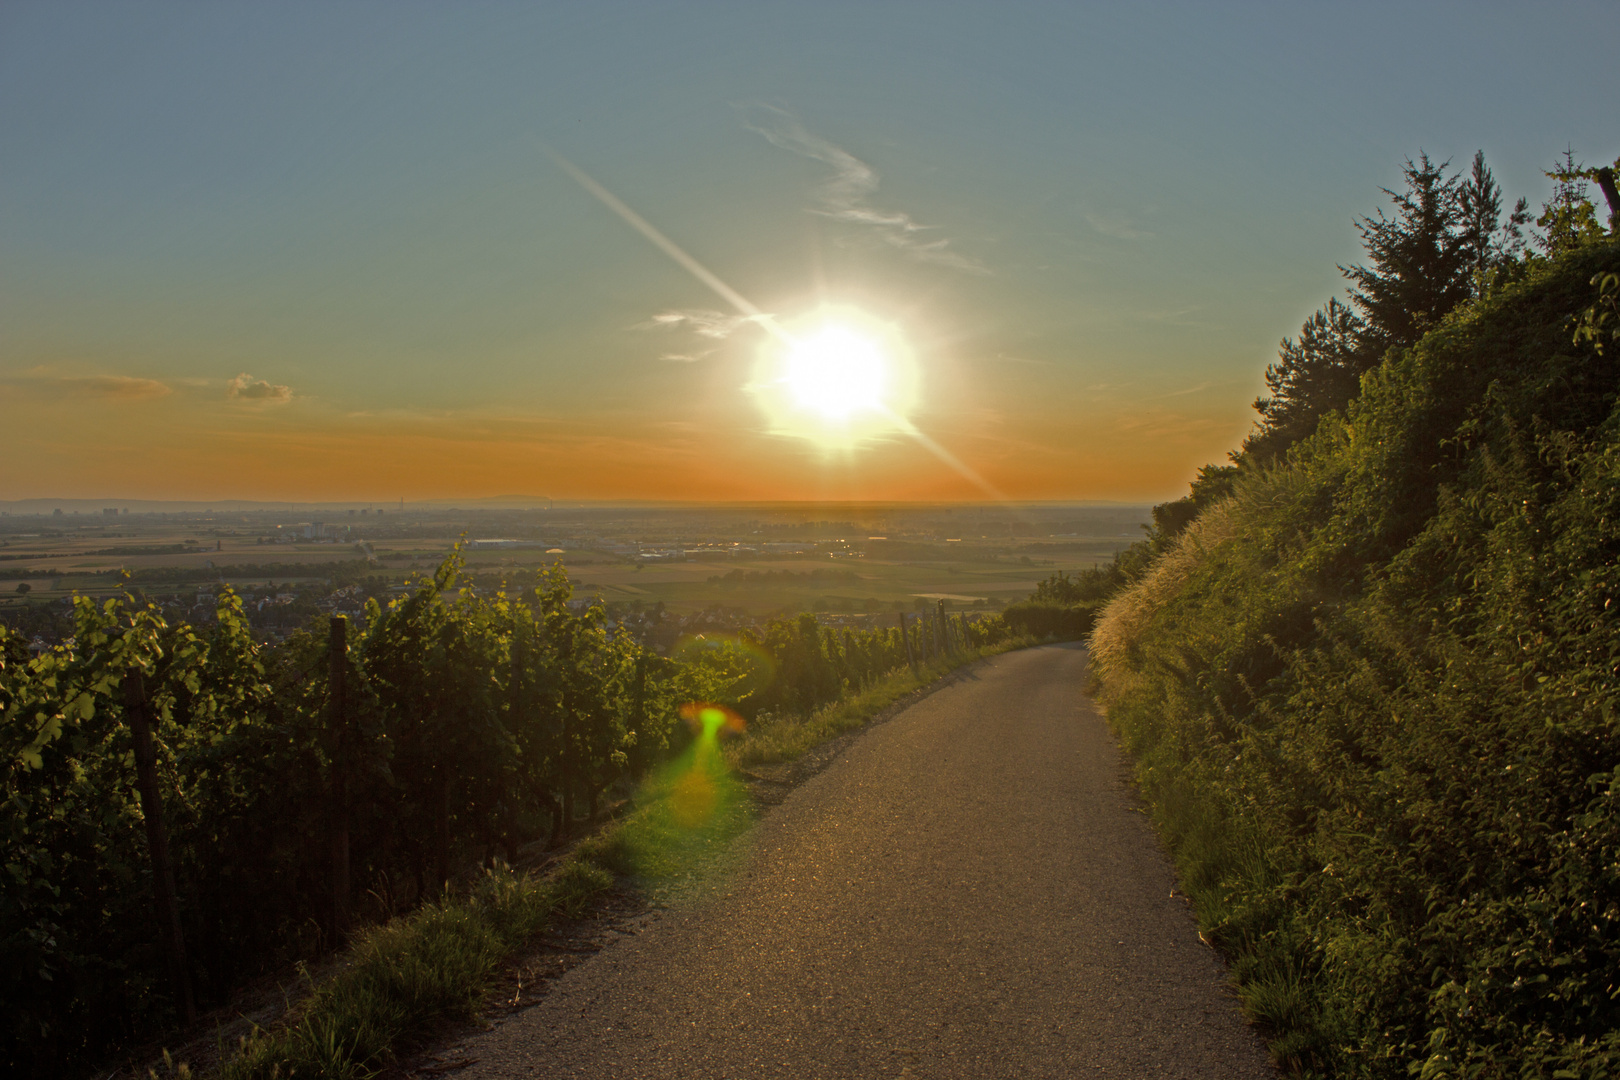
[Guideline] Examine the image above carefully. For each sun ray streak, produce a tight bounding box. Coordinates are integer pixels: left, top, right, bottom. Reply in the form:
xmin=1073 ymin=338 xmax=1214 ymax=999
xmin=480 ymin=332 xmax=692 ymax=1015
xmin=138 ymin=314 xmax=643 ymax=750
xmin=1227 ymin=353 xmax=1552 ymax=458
xmin=546 ymin=148 xmax=791 ymax=344
xmin=885 ymin=409 xmax=1009 ymax=502
xmin=546 ymin=147 xmax=1006 ymax=501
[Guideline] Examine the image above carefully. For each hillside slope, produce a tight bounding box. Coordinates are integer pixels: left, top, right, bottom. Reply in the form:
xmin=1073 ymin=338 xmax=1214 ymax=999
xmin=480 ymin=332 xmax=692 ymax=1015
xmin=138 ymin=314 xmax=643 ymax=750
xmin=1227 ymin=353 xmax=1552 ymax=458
xmin=1090 ymin=241 xmax=1620 ymax=1078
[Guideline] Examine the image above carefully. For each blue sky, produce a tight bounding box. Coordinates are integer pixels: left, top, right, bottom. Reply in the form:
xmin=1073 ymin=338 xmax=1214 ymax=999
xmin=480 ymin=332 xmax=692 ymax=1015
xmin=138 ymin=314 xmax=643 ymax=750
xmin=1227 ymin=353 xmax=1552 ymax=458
xmin=3 ymin=1 xmax=1615 ymax=501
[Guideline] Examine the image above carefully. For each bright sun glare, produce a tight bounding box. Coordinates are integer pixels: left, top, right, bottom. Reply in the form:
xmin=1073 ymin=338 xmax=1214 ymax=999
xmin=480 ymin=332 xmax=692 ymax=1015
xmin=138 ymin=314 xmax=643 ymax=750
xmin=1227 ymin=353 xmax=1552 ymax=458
xmin=751 ymin=309 xmax=917 ymax=450
xmin=783 ymin=325 xmax=888 ymax=421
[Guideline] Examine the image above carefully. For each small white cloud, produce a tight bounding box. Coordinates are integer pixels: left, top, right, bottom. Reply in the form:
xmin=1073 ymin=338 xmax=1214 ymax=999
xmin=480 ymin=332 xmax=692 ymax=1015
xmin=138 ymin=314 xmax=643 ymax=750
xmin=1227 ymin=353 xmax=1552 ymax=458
xmin=741 ymin=103 xmax=987 ymax=274
xmin=227 ymin=373 xmax=293 ymax=403
xmin=659 ymin=353 xmax=704 ymax=363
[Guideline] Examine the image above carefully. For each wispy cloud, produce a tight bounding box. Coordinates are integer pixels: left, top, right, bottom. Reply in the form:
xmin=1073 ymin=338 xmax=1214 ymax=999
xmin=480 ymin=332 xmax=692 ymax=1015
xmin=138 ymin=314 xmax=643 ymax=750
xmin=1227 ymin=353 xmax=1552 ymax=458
xmin=1114 ymin=409 xmax=1222 ymax=440
xmin=1143 ymin=305 xmax=1208 ymax=327
xmin=228 ymin=373 xmax=293 ymax=404
xmin=639 ymin=308 xmax=772 ymax=362
xmin=741 ymin=103 xmax=987 ymax=274
xmin=1085 ymin=210 xmax=1153 ymax=241
xmin=4 ymin=368 xmax=172 ymax=400
xmin=69 ymin=374 xmax=172 ymax=399
xmin=642 ymin=308 xmax=762 ymax=340
xmin=1167 ymin=380 xmax=1214 ymax=397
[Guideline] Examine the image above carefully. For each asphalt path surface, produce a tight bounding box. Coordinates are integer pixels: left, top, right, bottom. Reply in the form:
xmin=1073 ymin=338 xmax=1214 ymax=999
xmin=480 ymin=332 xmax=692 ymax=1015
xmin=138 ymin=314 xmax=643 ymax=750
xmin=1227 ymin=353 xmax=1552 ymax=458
xmin=451 ymin=644 xmax=1275 ymax=1078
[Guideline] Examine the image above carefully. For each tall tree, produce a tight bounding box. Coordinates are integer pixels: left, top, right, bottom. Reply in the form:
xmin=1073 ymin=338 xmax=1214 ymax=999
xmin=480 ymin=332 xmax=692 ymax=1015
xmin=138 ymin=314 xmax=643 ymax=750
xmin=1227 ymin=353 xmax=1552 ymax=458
xmin=1458 ymin=149 xmax=1531 ymax=288
xmin=1538 ymin=149 xmax=1611 ymax=254
xmin=1245 ymin=152 xmax=1519 ymax=463
xmin=1342 ymin=153 xmax=1473 ymax=355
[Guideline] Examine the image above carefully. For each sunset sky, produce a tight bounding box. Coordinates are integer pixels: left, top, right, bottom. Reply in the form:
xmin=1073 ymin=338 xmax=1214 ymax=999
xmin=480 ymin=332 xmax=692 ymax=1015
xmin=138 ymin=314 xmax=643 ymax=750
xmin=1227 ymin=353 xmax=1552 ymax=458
xmin=3 ymin=2 xmax=1615 ymax=504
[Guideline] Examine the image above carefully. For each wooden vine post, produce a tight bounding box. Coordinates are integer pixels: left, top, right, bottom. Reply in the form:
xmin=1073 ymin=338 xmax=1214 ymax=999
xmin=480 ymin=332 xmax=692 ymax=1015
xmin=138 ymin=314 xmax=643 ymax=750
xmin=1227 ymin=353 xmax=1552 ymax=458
xmin=122 ymin=670 xmax=197 ymax=1025
xmin=632 ymin=642 xmax=648 ymax=774
xmin=897 ymin=611 xmax=917 ymax=676
xmin=328 ymin=615 xmax=351 ymax=938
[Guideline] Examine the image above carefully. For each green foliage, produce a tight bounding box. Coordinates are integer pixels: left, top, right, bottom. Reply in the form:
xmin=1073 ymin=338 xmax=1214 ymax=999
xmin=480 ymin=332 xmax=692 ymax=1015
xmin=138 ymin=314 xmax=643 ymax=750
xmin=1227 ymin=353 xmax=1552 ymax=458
xmin=1572 ymin=270 xmax=1619 ymax=355
xmin=1091 ymin=240 xmax=1620 ymax=1077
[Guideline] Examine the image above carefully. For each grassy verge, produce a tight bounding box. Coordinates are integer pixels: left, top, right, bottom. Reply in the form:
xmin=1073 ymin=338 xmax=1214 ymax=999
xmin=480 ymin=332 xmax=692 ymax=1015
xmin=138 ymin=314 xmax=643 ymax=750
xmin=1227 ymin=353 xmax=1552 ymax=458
xmin=726 ymin=636 xmax=1037 ymax=769
xmin=217 ymin=859 xmax=613 ymax=1080
xmin=210 ymin=637 xmax=1036 ymax=1079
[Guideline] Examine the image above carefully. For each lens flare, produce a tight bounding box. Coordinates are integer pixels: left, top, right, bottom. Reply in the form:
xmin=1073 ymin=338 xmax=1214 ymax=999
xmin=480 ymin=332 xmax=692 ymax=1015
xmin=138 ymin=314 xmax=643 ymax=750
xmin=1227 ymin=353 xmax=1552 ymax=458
xmin=657 ymin=703 xmax=744 ymax=828
xmin=679 ymin=701 xmax=748 ymax=741
xmin=669 ymin=767 xmax=718 ymax=828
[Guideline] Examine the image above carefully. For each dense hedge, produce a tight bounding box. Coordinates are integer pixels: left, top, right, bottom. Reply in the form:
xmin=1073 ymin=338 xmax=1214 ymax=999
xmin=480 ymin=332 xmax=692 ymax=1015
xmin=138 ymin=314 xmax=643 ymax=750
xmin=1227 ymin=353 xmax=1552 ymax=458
xmin=1002 ymin=599 xmax=1097 ymax=640
xmin=1090 ymin=242 xmax=1620 ymax=1077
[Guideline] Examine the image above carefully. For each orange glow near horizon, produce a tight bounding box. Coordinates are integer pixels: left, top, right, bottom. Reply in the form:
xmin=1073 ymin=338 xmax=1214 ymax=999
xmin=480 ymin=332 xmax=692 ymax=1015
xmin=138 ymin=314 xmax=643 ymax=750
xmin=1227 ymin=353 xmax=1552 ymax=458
xmin=1 ymin=383 xmax=1239 ymax=504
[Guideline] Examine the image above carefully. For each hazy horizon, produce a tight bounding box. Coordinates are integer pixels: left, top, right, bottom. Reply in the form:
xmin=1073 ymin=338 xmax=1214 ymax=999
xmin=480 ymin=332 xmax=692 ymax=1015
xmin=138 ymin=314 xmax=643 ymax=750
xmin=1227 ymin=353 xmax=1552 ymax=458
xmin=0 ymin=495 xmax=1154 ymax=513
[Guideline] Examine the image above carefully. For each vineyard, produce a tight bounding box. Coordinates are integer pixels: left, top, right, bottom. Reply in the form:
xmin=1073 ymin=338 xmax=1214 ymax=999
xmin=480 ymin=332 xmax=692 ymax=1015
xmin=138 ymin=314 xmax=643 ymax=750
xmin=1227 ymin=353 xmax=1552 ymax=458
xmin=1 ymin=550 xmax=1007 ymax=1076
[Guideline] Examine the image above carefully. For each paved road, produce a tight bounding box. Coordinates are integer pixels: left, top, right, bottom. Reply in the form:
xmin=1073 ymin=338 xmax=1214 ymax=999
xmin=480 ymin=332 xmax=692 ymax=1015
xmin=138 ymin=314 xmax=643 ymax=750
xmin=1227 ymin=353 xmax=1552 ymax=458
xmin=454 ymin=644 xmax=1275 ymax=1078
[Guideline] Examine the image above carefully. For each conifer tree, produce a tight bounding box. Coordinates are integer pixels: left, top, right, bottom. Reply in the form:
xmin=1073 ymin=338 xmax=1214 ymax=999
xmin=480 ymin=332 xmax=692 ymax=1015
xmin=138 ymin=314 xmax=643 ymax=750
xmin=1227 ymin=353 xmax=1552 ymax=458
xmin=1538 ymin=149 xmax=1611 ymax=254
xmin=1343 ymin=153 xmax=1474 ymax=354
xmin=1245 ymin=152 xmax=1522 ymax=463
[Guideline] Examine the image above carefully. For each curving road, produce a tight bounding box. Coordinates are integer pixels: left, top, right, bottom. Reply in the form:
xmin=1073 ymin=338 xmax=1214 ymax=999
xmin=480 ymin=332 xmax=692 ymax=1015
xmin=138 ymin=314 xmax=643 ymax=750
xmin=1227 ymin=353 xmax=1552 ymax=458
xmin=450 ymin=644 xmax=1275 ymax=1079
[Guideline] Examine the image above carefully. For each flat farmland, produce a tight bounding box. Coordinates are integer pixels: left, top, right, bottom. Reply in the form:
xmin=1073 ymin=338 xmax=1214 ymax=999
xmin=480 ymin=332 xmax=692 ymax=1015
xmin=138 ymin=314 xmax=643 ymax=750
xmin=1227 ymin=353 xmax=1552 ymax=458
xmin=0 ymin=535 xmax=373 ymax=596
xmin=0 ymin=503 xmax=1152 ymax=618
xmin=543 ymin=552 xmax=1101 ymax=614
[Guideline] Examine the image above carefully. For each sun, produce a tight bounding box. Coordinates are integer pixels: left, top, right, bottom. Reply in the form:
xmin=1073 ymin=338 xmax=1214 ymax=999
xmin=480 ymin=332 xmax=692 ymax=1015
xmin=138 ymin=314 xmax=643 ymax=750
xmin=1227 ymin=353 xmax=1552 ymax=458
xmin=750 ymin=307 xmax=917 ymax=449
xmin=783 ymin=324 xmax=889 ymax=421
